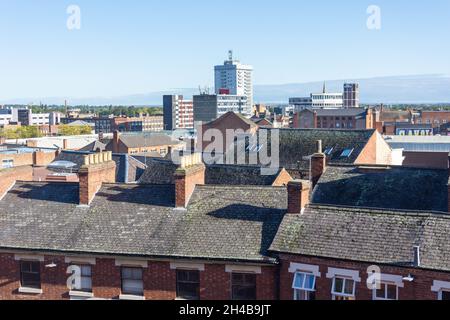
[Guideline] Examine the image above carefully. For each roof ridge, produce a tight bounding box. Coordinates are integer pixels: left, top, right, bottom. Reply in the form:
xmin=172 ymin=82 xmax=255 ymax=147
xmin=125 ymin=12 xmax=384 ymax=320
xmin=308 ymin=204 xmax=450 ymax=219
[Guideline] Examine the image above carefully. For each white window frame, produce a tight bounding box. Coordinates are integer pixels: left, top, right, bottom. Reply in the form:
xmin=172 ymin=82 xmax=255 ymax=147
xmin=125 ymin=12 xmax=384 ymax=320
xmin=331 ymin=276 xmax=356 ymax=299
xmin=327 ymin=268 xmax=360 ymax=300
xmin=432 ymin=280 xmax=450 ymax=300
xmin=289 ymin=263 xmax=320 ymax=301
xmin=373 ymin=282 xmax=399 ymax=300
xmin=372 ymin=274 xmax=403 ymax=300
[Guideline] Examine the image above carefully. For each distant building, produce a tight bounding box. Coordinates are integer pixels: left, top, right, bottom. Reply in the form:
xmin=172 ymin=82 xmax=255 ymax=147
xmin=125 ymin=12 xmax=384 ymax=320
xmin=417 ymin=111 xmax=450 ymax=128
xmin=215 ymin=50 xmax=253 ymax=111
xmin=0 ymin=106 xmax=61 ymax=127
xmin=293 ymin=108 xmax=374 ymax=130
xmin=289 ymin=83 xmax=344 ymax=111
xmin=343 ymin=83 xmax=360 ymax=108
xmin=163 ymin=95 xmax=194 ymax=130
xmin=193 ymin=94 xmax=248 ymax=123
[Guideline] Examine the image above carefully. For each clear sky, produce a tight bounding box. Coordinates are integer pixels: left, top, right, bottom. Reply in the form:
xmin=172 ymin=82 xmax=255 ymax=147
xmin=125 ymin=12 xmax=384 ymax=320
xmin=0 ymin=0 xmax=449 ymax=101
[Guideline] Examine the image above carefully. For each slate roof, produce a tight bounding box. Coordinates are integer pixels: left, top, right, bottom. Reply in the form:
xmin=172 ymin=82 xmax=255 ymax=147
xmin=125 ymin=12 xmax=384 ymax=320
xmin=79 ymin=140 xmax=107 ymax=152
xmin=137 ymin=160 xmax=288 ymax=186
xmin=0 ymin=182 xmax=286 ymax=263
xmin=137 ymin=159 xmax=178 ymax=185
xmin=270 ymin=205 xmax=450 ymax=272
xmin=231 ymin=128 xmax=375 ymax=171
xmin=205 ymin=164 xmax=287 ymax=186
xmin=312 ymin=165 xmax=449 ymax=212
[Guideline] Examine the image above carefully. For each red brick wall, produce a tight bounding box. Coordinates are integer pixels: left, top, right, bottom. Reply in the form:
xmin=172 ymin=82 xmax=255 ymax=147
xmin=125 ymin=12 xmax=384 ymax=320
xmin=79 ymin=161 xmax=116 ymax=205
xmin=279 ymin=254 xmax=450 ymax=300
xmin=174 ymin=164 xmax=205 ymax=208
xmin=0 ymin=166 xmax=33 ymax=198
xmin=0 ymin=253 xmax=276 ymax=300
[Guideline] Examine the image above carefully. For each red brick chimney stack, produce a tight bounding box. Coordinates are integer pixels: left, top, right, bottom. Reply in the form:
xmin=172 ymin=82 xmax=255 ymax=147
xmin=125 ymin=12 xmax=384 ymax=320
xmin=287 ymin=180 xmax=311 ymax=214
xmin=174 ymin=153 xmax=205 ymax=208
xmin=79 ymin=151 xmax=116 ymax=206
xmin=113 ymin=131 xmax=120 ymax=154
xmin=311 ymin=140 xmax=326 ymax=188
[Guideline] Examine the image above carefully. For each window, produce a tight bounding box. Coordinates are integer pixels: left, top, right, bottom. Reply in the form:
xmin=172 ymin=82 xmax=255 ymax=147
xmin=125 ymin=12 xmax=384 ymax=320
xmin=20 ymin=261 xmax=41 ymax=289
xmin=332 ymin=277 xmax=356 ymax=300
xmin=340 ymin=148 xmax=354 ymax=158
xmin=293 ymin=272 xmax=316 ymax=301
xmin=176 ymin=270 xmax=200 ymax=300
xmin=78 ymin=265 xmax=93 ymax=293
xmin=2 ymin=159 xmax=13 ymax=169
xmin=324 ymin=147 xmax=334 ymax=156
xmin=374 ymin=283 xmax=398 ymax=300
xmin=440 ymin=290 xmax=450 ymax=300
xmin=121 ymin=267 xmax=144 ymax=296
xmin=231 ymin=273 xmax=256 ymax=300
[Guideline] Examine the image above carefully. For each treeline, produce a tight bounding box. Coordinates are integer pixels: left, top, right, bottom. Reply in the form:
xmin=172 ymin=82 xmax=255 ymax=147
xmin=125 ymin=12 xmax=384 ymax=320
xmin=0 ymin=125 xmax=93 ymax=139
xmin=0 ymin=126 xmax=43 ymax=139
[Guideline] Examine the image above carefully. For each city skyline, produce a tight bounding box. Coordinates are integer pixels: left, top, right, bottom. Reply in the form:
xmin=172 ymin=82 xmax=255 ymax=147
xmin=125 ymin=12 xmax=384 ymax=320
xmin=1 ymin=0 xmax=450 ymax=103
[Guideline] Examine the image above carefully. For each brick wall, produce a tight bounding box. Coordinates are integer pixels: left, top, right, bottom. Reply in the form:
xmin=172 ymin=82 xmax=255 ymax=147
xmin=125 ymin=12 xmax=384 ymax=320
xmin=0 ymin=151 xmax=57 ymax=168
xmin=0 ymin=166 xmax=33 ymax=198
xmin=174 ymin=163 xmax=206 ymax=208
xmin=79 ymin=156 xmax=116 ymax=205
xmin=0 ymin=253 xmax=276 ymax=300
xmin=278 ymin=254 xmax=450 ymax=300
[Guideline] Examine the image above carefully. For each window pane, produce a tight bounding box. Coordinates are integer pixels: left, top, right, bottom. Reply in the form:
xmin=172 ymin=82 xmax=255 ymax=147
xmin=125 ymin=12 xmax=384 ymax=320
xmin=387 ymin=284 xmax=397 ymax=300
xmin=344 ymin=279 xmax=355 ymax=295
xmin=81 ymin=265 xmax=92 ymax=277
xmin=176 ymin=270 xmax=200 ymax=300
xmin=376 ymin=285 xmax=386 ymax=299
xmin=80 ymin=277 xmax=92 ymax=292
xmin=232 ymin=273 xmax=256 ymax=300
xmin=333 ymin=278 xmax=344 ymax=294
xmin=304 ymin=275 xmax=315 ymax=290
xmin=123 ymin=279 xmax=144 ymax=296
xmin=293 ymin=273 xmax=305 ymax=289
xmin=441 ymin=291 xmax=450 ymax=300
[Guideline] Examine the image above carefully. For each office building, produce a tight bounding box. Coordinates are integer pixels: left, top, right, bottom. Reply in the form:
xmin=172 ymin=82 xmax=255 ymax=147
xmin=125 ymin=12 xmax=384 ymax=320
xmin=343 ymin=83 xmax=360 ymax=108
xmin=214 ymin=51 xmax=253 ymax=112
xmin=193 ymin=94 xmax=248 ymax=123
xmin=163 ymin=95 xmax=194 ymax=130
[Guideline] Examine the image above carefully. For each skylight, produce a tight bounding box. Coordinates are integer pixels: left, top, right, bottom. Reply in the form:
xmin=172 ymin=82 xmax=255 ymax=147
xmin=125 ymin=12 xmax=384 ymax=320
xmin=324 ymin=147 xmax=334 ymax=156
xmin=340 ymin=148 xmax=354 ymax=158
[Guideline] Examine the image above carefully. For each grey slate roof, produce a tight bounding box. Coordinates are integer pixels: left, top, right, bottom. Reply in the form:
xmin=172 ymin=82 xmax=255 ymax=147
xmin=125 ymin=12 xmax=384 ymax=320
xmin=232 ymin=128 xmax=375 ymax=171
xmin=205 ymin=164 xmax=286 ymax=186
xmin=270 ymin=205 xmax=450 ymax=272
xmin=137 ymin=160 xmax=287 ymax=186
xmin=312 ymin=165 xmax=449 ymax=212
xmin=0 ymin=182 xmax=286 ymax=263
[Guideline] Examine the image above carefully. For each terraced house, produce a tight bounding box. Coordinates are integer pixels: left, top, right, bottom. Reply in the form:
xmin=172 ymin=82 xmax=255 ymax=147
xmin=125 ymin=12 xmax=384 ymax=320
xmin=1 ymin=142 xmax=450 ymax=300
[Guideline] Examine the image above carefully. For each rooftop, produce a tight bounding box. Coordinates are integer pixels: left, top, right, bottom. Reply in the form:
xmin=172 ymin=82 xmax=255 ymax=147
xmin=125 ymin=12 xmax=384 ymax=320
xmin=270 ymin=204 xmax=450 ymax=272
xmin=311 ymin=165 xmax=449 ymax=212
xmin=0 ymin=182 xmax=286 ymax=264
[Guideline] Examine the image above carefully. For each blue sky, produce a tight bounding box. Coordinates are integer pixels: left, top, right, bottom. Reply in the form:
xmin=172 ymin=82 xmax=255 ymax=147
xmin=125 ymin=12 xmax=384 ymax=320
xmin=0 ymin=0 xmax=449 ymax=101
